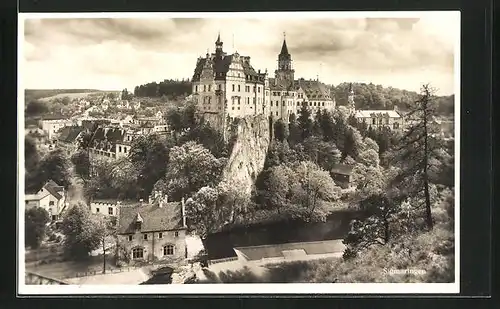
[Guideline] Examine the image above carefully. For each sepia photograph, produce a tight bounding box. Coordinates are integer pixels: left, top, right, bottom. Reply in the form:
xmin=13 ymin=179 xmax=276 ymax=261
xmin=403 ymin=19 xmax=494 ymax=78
xmin=18 ymin=11 xmax=459 ymax=294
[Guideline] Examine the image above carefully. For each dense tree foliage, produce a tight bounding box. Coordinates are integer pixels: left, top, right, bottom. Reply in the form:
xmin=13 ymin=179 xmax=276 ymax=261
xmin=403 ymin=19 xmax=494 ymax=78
xmin=160 ymin=141 xmax=226 ymax=201
xmin=25 ymin=100 xmax=49 ymax=116
xmin=26 ymin=149 xmax=71 ymax=192
xmin=332 ymin=82 xmax=454 ymax=117
xmin=71 ymin=150 xmax=90 ymax=182
xmin=134 ymin=79 xmax=192 ymax=98
xmin=61 ymin=202 xmax=105 ymax=260
xmin=129 ymin=134 xmax=172 ymax=198
xmin=25 ymin=207 xmax=50 ymax=249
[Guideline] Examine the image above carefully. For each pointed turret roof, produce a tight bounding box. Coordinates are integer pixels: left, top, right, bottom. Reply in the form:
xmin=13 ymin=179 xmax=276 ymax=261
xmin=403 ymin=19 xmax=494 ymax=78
xmin=280 ymin=38 xmax=289 ymax=55
xmin=215 ymin=32 xmax=222 ymax=46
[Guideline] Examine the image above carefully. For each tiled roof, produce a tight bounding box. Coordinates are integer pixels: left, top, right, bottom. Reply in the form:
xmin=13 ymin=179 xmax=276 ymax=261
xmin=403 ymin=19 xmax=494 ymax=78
xmin=90 ymin=127 xmax=126 ymax=151
xmin=355 ymin=110 xmax=401 ymax=118
xmin=42 ymin=180 xmax=64 ymax=200
xmin=296 ymin=79 xmax=332 ymax=101
xmin=117 ymin=202 xmax=184 ymax=234
xmin=192 ymin=53 xmax=264 ymax=83
xmin=331 ymin=164 xmax=354 ymax=176
xmin=58 ymin=126 xmax=84 ymax=143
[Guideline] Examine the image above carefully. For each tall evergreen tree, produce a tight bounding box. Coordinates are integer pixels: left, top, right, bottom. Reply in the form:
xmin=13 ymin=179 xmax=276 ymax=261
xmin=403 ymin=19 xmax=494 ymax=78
xmin=287 ymin=113 xmax=301 ymax=145
xmin=392 ymin=84 xmax=441 ymax=230
xmin=297 ymin=105 xmax=313 ymax=140
xmin=273 ymin=119 xmax=289 ymax=142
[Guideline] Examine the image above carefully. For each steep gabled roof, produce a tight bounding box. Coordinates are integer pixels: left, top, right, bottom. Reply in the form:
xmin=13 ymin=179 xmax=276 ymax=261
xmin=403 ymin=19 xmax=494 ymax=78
xmin=296 ymin=79 xmax=332 ymax=101
xmin=41 ymin=179 xmax=64 ymax=200
xmin=117 ymin=202 xmax=184 ymax=234
xmin=58 ymin=126 xmax=84 ymax=143
xmin=192 ymin=53 xmax=264 ymax=83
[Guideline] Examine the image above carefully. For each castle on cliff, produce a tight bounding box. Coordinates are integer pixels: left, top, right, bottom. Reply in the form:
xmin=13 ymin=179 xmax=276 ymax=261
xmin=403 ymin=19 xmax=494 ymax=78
xmin=190 ymin=34 xmax=336 ymax=128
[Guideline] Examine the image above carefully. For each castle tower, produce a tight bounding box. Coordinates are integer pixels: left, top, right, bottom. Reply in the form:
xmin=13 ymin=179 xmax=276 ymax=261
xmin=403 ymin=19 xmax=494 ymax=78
xmin=215 ymin=32 xmax=223 ymax=57
xmin=347 ymin=83 xmax=356 ymax=115
xmin=275 ymin=33 xmax=295 ymax=89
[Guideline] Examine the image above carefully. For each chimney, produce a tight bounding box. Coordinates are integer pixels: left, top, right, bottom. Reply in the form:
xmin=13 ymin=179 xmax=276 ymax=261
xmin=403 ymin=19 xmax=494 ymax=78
xmin=181 ymin=197 xmax=187 ymax=227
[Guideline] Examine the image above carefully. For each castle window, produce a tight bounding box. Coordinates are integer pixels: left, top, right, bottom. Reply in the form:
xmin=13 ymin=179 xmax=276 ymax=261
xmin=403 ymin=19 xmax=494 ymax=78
xmin=372 ymin=118 xmax=376 ymax=125
xmin=322 ymin=102 xmax=325 ymax=106
xmin=276 ymin=111 xmax=278 ymax=116
xmin=96 ymin=207 xmax=100 ymax=213
xmin=175 ymin=231 xmax=179 ymax=237
xmin=208 ymin=85 xmax=211 ymax=91
xmin=163 ymin=245 xmax=175 ymax=256
xmin=283 ymin=102 xmax=285 ymax=107
xmin=238 ymin=107 xmax=240 ymax=110
xmin=270 ymin=102 xmax=273 ymax=107
xmin=393 ymin=122 xmax=400 ymax=129
xmin=108 ymin=207 xmax=113 ymax=215
xmin=203 ymin=85 xmax=206 ymax=91
xmin=238 ymin=85 xmax=241 ymax=92
xmin=119 ymin=146 xmax=122 ymax=152
xmin=195 ymin=85 xmax=198 ymax=92
xmin=232 ymin=84 xmax=235 ymax=91
xmin=49 ymin=201 xmax=55 ymax=206
xmin=158 ymin=232 xmax=163 ymax=239
xmin=309 ymin=102 xmax=312 ymax=106
xmin=132 ymin=248 xmax=144 ymax=259
xmin=218 ymin=84 xmax=221 ymax=90
xmin=232 ymin=107 xmax=235 ymax=110
xmin=143 ymin=234 xmax=148 ymax=240
xmin=238 ymin=97 xmax=241 ymax=104
xmin=128 ymin=235 xmax=133 ymax=241
xmin=258 ymin=87 xmax=261 ymax=93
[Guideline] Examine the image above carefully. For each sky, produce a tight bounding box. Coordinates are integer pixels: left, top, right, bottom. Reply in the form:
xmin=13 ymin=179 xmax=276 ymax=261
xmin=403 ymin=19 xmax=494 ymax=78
xmin=21 ymin=12 xmax=460 ymax=95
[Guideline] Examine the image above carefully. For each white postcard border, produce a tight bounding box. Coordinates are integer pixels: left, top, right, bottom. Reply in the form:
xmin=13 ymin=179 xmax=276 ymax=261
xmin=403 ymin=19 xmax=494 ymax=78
xmin=17 ymin=10 xmax=461 ymax=295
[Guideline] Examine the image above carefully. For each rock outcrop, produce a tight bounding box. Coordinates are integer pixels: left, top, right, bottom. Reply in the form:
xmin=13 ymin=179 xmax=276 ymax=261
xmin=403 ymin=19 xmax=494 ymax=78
xmin=171 ymin=262 xmax=202 ymax=284
xmin=221 ymin=115 xmax=271 ymax=198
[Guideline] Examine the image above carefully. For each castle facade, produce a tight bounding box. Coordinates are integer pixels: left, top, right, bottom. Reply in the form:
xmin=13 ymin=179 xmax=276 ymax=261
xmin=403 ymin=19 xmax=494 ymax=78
xmin=190 ymin=34 xmax=336 ymax=126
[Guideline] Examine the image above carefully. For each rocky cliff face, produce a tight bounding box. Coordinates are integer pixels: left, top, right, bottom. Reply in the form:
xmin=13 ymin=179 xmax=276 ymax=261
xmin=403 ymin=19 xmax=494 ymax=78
xmin=221 ymin=115 xmax=271 ymax=198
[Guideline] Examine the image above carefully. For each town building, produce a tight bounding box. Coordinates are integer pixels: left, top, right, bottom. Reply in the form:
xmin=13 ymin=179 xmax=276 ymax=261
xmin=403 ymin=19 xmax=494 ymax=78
xmin=57 ymin=125 xmax=84 ymax=155
xmin=330 ymin=164 xmax=354 ymax=189
xmin=347 ymin=83 xmax=404 ymax=130
xmin=39 ymin=117 xmax=74 ymax=140
xmin=190 ymin=34 xmax=336 ymax=130
xmin=116 ymin=193 xmax=188 ymax=264
xmin=88 ymin=126 xmax=133 ymax=161
xmin=89 ymin=199 xmax=123 ymax=217
xmin=25 ymin=179 xmax=67 ymax=221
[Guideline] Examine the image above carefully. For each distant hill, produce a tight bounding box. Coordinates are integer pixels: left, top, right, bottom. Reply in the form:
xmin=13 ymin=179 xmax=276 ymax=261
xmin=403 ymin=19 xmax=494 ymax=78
xmin=24 ymin=89 xmax=121 ymax=105
xmin=331 ymin=82 xmax=454 ymax=116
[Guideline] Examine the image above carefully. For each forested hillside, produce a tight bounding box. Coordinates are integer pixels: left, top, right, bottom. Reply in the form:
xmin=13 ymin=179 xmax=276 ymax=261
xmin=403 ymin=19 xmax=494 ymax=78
xmin=133 ymin=79 xmax=192 ymax=99
xmin=331 ymin=82 xmax=454 ymax=116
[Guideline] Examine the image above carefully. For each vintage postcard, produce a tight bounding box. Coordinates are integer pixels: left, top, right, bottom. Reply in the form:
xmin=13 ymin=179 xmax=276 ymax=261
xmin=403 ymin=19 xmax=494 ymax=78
xmin=18 ymin=11 xmax=460 ymax=295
